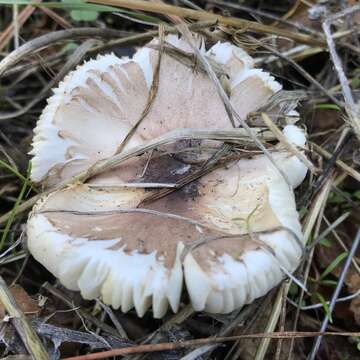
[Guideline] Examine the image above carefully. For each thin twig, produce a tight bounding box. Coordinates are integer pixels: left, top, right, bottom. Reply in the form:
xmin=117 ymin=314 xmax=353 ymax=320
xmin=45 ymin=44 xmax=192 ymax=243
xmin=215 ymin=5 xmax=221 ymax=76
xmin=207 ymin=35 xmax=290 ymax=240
xmin=247 ymin=35 xmax=343 ymax=109
xmin=311 ymin=142 xmax=360 ymax=183
xmin=322 ymin=5 xmax=360 ymax=140
xmin=288 ymin=287 xmax=360 ymax=311
xmin=309 ymin=229 xmax=360 ymax=360
xmin=116 ymin=25 xmax=164 ymax=154
xmin=0 ymin=39 xmax=98 ymax=121
xmin=42 ymin=283 xmax=121 ymax=338
xmin=208 ymin=0 xmax=319 ymax=36
xmin=0 ymin=28 xmax=131 ymax=78
xmin=62 ymin=330 xmax=360 ymax=360
xmin=39 ymin=208 xmax=215 ymax=231
xmin=0 ymin=1 xmax=40 ymax=52
xmin=40 ymin=7 xmax=72 ymax=29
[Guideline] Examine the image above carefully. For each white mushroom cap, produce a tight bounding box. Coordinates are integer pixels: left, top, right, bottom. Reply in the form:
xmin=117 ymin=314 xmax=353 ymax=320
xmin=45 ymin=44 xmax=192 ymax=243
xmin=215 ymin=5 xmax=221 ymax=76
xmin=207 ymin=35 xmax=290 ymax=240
xmin=27 ymin=36 xmax=309 ymax=318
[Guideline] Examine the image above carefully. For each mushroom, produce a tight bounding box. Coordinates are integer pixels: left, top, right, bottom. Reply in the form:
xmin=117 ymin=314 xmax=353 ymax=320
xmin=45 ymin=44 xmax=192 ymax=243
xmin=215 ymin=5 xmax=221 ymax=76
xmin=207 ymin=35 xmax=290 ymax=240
xmin=27 ymin=35 xmax=308 ymax=318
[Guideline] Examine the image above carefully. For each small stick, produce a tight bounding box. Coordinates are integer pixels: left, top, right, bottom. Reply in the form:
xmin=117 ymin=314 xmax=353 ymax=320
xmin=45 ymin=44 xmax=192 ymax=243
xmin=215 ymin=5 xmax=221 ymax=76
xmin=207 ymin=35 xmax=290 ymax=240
xmin=0 ymin=276 xmax=49 ymax=360
xmin=62 ymin=330 xmax=360 ymax=360
xmin=0 ymin=28 xmax=131 ymax=78
xmin=322 ymin=5 xmax=360 ymax=140
xmin=247 ymin=35 xmax=343 ymax=109
xmin=0 ymin=38 xmax=98 ymax=121
xmin=40 ymin=7 xmax=72 ymax=29
xmin=309 ymin=229 xmax=360 ymax=360
xmin=42 ymin=283 xmax=120 ymax=338
xmin=311 ymin=142 xmax=360 ymax=183
xmin=116 ymin=24 xmax=165 ymax=154
xmin=12 ymin=3 xmax=19 ymax=49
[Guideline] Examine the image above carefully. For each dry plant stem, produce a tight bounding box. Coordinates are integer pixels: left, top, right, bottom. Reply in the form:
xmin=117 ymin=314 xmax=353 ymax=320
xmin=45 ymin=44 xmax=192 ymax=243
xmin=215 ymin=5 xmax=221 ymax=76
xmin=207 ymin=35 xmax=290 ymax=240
xmin=287 ymin=178 xmax=333 ymax=360
xmin=182 ymin=298 xmax=268 ymax=360
xmin=275 ymin=285 xmax=289 ymax=360
xmin=323 ymin=215 xmax=360 ymax=274
xmin=259 ymin=178 xmax=333 ymax=360
xmin=41 ymin=209 xmax=213 ymax=231
xmin=116 ymin=25 xmax=164 ymax=155
xmin=173 ymin=22 xmax=292 ymax=187
xmin=311 ymin=142 xmax=360 ymax=183
xmin=208 ymin=0 xmax=319 ymax=36
xmin=0 ymin=128 xmax=272 ymax=227
xmin=0 ymin=276 xmax=49 ymax=360
xmin=88 ymin=21 xmax=215 ymax=55
xmin=87 ymin=0 xmax=324 ymax=46
xmin=309 ymin=229 xmax=360 ymax=360
xmin=0 ymin=21 xmax=213 ymax=78
xmin=85 ymin=128 xmax=273 ymax=179
xmin=300 ymin=130 xmax=352 ymax=208
xmin=0 ymin=39 xmax=98 ymax=121
xmin=261 ymin=113 xmax=316 ymax=173
xmin=254 ymin=285 xmax=285 ymax=360
xmin=12 ymin=3 xmax=19 ymax=49
xmin=126 ymin=305 xmax=195 ymax=360
xmin=63 ymin=331 xmax=360 ymax=360
xmin=39 ymin=7 xmax=72 ymax=29
xmin=0 ymin=1 xmax=40 ymax=51
xmin=0 ymin=28 xmax=131 ymax=78
xmin=288 ymin=288 xmax=360 ymax=311
xmin=247 ymin=36 xmax=343 ymax=109
xmin=322 ymin=5 xmax=360 ymax=140
xmin=96 ymin=301 xmax=128 ymax=339
xmin=42 ymin=283 xmax=120 ymax=338
xmin=309 ymin=212 xmax=350 ymax=250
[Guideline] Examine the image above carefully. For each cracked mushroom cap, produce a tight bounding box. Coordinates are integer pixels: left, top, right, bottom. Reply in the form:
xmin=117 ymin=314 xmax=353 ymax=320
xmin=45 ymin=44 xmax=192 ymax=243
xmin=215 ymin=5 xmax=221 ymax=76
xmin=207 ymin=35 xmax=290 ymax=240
xmin=27 ymin=35 xmax=308 ymax=318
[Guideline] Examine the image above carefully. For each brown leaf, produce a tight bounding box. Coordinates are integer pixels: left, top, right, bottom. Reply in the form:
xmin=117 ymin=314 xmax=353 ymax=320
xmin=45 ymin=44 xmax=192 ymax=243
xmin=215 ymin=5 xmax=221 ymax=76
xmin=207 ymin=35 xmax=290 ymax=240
xmin=0 ymin=285 xmax=40 ymax=319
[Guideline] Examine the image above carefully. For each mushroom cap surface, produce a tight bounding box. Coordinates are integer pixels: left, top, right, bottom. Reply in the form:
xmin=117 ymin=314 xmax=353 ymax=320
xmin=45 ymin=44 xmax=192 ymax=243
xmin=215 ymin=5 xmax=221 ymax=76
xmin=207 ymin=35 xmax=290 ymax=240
xmin=30 ymin=35 xmax=282 ymax=186
xmin=27 ymin=36 xmax=308 ymax=318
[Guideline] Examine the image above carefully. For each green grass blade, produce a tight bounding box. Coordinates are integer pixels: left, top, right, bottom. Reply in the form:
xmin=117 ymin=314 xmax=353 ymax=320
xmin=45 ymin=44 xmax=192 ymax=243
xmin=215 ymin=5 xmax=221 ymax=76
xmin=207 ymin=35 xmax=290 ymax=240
xmin=314 ymin=103 xmax=341 ymax=111
xmin=0 ymin=159 xmax=28 ymax=183
xmin=319 ymin=251 xmax=348 ymax=281
xmin=0 ymin=163 xmax=31 ymax=251
xmin=315 ymin=292 xmax=333 ymax=323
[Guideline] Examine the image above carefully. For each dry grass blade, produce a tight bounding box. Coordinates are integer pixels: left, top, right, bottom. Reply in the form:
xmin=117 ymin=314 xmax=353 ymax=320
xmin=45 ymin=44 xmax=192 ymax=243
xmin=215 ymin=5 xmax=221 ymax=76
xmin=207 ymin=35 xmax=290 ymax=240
xmin=322 ymin=5 xmax=360 ymax=141
xmin=84 ymin=128 xmax=274 ymax=180
xmin=0 ymin=276 xmax=49 ymax=359
xmin=0 ymin=128 xmax=273 ymax=227
xmin=255 ymin=177 xmax=333 ymax=359
xmin=0 ymin=39 xmax=98 ymax=121
xmin=311 ymin=142 xmax=360 ymax=183
xmin=86 ymin=0 xmax=324 ymax=46
xmin=0 ymin=28 xmax=131 ymax=78
xmin=116 ymin=24 xmax=165 ymax=154
xmin=261 ymin=113 xmax=317 ymax=174
xmin=246 ymin=35 xmax=343 ymax=109
xmin=173 ymin=22 xmax=292 ymax=187
xmin=0 ymin=1 xmax=40 ymax=52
